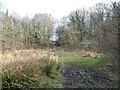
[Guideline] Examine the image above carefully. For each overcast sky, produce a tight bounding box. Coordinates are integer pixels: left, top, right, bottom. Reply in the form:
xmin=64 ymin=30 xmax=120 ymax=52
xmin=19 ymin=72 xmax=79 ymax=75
xmin=2 ymin=0 xmax=119 ymax=20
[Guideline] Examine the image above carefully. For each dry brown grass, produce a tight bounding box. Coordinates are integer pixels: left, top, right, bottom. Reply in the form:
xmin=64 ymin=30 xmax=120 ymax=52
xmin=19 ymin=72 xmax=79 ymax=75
xmin=74 ymin=50 xmax=103 ymax=57
xmin=1 ymin=49 xmax=58 ymax=88
xmin=2 ymin=49 xmax=57 ymax=65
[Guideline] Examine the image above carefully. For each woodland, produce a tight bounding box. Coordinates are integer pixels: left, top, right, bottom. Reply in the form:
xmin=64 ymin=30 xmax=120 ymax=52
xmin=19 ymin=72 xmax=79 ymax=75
xmin=0 ymin=1 xmax=119 ymax=88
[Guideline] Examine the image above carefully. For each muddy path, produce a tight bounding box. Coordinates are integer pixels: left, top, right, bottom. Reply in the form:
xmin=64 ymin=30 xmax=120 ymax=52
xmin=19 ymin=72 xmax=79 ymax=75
xmin=60 ymin=62 xmax=118 ymax=88
xmin=55 ymin=51 xmax=118 ymax=88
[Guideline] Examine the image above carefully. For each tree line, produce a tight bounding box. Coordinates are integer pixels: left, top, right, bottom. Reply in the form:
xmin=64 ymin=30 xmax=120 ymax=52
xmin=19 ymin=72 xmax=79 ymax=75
xmin=55 ymin=2 xmax=120 ymax=53
xmin=0 ymin=1 xmax=119 ymax=52
xmin=0 ymin=10 xmax=55 ymax=50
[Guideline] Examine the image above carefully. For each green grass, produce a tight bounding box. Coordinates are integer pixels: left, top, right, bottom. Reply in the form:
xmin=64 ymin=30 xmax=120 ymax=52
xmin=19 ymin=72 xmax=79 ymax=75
xmin=40 ymin=76 xmax=63 ymax=88
xmin=55 ymin=51 xmax=105 ymax=67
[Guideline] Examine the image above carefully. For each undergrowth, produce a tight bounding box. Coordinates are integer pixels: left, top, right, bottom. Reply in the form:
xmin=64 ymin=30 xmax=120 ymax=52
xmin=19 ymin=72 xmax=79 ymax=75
xmin=2 ymin=50 xmax=61 ymax=88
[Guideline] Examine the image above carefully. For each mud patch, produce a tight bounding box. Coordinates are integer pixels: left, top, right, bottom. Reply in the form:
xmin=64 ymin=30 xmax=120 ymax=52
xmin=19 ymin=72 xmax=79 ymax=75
xmin=61 ymin=62 xmax=118 ymax=88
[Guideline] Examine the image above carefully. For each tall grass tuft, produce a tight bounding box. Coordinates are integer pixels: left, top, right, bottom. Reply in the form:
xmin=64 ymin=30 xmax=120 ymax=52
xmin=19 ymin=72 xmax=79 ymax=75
xmin=42 ymin=61 xmax=55 ymax=76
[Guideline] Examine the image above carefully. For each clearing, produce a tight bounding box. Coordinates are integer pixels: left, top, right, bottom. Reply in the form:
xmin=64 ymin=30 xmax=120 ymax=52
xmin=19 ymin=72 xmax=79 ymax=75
xmin=55 ymin=51 xmax=118 ymax=88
